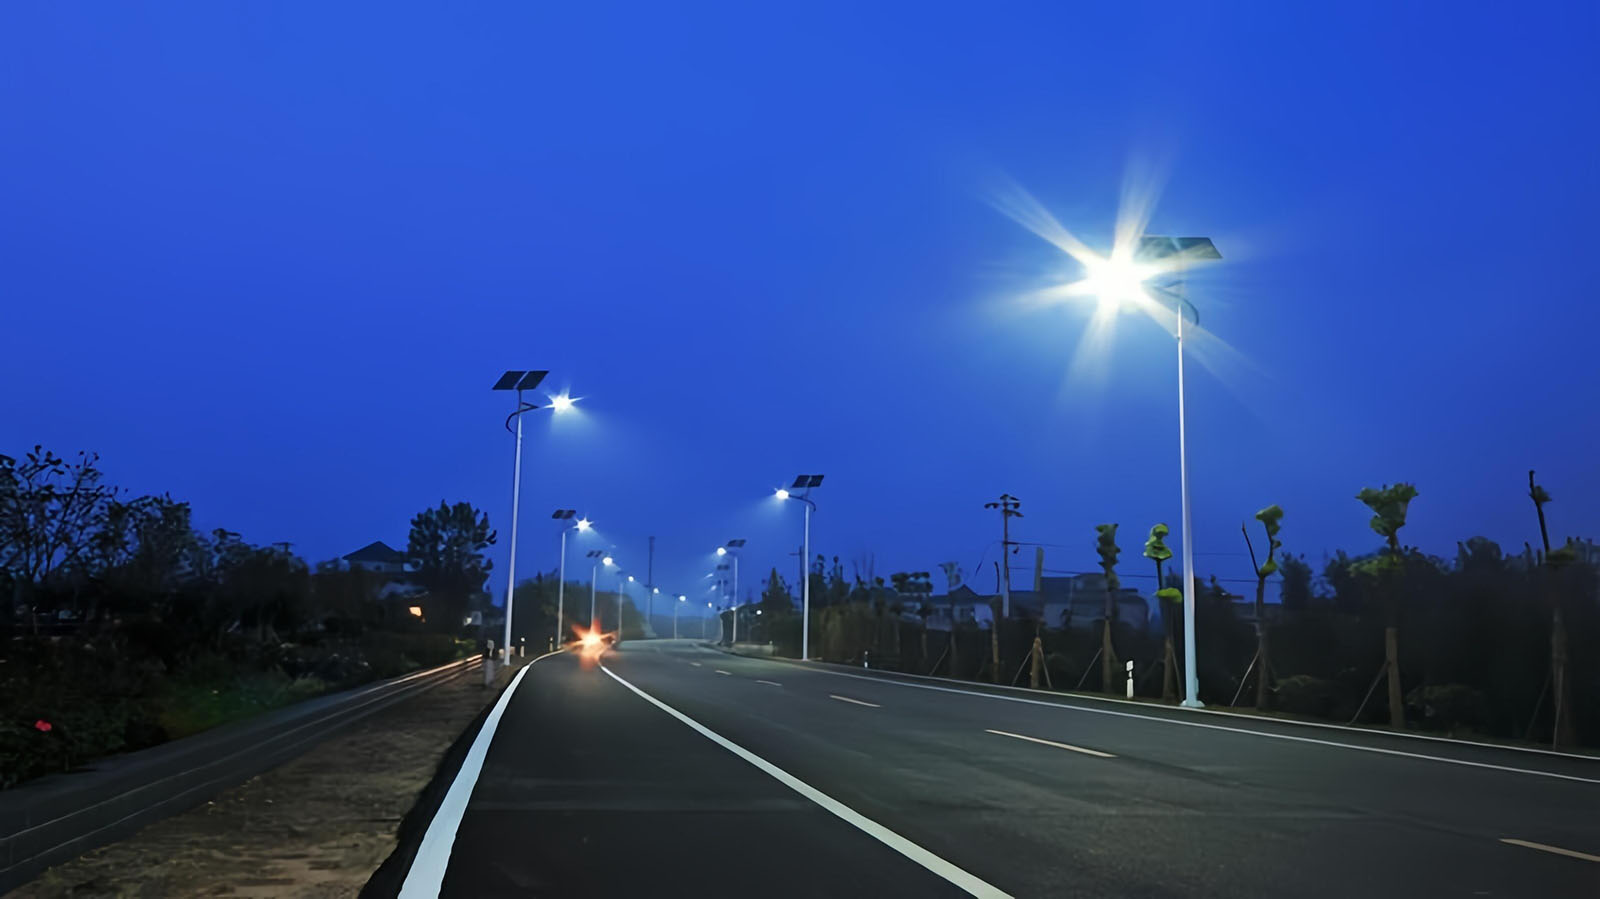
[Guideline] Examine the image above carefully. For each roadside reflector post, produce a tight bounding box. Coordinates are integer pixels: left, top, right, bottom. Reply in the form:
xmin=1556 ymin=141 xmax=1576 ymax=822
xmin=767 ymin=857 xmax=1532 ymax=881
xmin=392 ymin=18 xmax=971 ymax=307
xmin=484 ymin=641 xmax=497 ymax=686
xmin=1125 ymin=659 xmax=1134 ymax=699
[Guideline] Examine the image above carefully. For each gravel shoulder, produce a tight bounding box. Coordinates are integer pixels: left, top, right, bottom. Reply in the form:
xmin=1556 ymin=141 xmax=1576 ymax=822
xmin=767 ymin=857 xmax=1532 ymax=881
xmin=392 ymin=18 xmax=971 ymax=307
xmin=14 ymin=665 xmax=501 ymax=898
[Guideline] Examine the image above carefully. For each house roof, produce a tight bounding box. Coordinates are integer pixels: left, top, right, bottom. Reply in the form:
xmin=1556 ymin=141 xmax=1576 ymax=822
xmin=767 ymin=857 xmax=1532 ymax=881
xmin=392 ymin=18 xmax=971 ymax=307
xmin=342 ymin=540 xmax=407 ymax=564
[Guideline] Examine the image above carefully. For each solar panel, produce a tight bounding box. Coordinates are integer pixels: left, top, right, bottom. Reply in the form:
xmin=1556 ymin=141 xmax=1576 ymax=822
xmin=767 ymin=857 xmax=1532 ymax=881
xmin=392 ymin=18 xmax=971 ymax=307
xmin=493 ymin=370 xmax=525 ymax=390
xmin=806 ymin=474 xmax=825 ymax=488
xmin=516 ymin=370 xmax=548 ymax=391
xmin=726 ymin=538 xmax=746 ymax=547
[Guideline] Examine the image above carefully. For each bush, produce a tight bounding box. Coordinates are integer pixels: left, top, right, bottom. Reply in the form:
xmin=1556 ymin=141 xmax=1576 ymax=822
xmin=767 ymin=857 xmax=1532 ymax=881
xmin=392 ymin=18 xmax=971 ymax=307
xmin=1275 ymin=675 xmax=1340 ymax=718
xmin=1406 ymin=683 xmax=1488 ymax=734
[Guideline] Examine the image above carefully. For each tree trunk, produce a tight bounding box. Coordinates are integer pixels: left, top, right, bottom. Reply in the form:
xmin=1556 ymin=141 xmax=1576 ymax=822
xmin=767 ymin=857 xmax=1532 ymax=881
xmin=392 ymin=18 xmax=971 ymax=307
xmin=1552 ymin=606 xmax=1574 ymax=748
xmin=1030 ymin=634 xmax=1043 ymax=688
xmin=1384 ymin=625 xmax=1404 ymax=729
xmin=990 ymin=600 xmax=1002 ymax=684
xmin=1163 ymin=636 xmax=1178 ymax=702
xmin=1254 ymin=576 xmax=1271 ymax=710
xmin=1101 ymin=616 xmax=1117 ymax=694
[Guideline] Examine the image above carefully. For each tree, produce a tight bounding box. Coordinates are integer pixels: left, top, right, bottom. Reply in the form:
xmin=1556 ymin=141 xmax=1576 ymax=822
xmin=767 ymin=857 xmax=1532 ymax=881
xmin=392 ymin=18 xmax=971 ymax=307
xmin=760 ymin=568 xmax=794 ymax=619
xmin=407 ymin=501 xmax=496 ymax=632
xmin=1528 ymin=471 xmax=1576 ymax=748
xmin=1095 ymin=523 xmax=1121 ymax=694
xmin=1356 ymin=483 xmax=1418 ymax=729
xmin=1144 ymin=524 xmax=1183 ymax=702
xmin=0 ymin=448 xmax=113 ymax=628
xmin=1278 ymin=553 xmax=1313 ymax=611
xmin=1243 ymin=504 xmax=1284 ymax=710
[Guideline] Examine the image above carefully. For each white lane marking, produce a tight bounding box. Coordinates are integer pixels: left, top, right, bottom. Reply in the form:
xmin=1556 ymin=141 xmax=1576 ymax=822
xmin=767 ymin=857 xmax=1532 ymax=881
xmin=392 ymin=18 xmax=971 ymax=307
xmin=796 ymin=661 xmax=1600 ymax=762
xmin=1500 ymin=838 xmax=1600 ymax=863
xmin=756 ymin=679 xmax=782 ymax=687
xmin=399 ymin=649 xmax=564 ymax=898
xmin=829 ymin=694 xmax=880 ymax=708
xmin=601 ymin=665 xmax=1010 ymax=898
xmin=809 ymin=669 xmax=1600 ymax=785
xmin=715 ymin=669 xmax=732 ymax=676
xmin=986 ymin=728 xmax=1115 ymax=758
xmin=690 ymin=662 xmax=702 ymax=667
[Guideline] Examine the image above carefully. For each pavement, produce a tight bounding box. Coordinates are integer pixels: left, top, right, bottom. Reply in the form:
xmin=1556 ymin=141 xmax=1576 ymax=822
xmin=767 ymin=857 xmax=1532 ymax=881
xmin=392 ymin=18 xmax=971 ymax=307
xmin=378 ymin=639 xmax=1600 ymax=898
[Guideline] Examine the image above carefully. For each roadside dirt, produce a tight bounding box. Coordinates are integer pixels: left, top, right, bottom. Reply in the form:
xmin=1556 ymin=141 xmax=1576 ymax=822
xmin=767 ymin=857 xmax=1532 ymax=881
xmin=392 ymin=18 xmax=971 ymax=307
xmin=15 ymin=664 xmax=505 ymax=898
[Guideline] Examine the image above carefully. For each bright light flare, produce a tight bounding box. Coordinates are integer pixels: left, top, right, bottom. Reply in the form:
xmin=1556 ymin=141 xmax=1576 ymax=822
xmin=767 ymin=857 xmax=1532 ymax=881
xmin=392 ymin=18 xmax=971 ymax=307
xmin=774 ymin=488 xmax=790 ymax=500
xmin=715 ymin=546 xmax=727 ymax=556
xmin=602 ymin=555 xmax=614 ymax=566
xmin=548 ymin=393 xmax=577 ymax=413
xmin=575 ymin=517 xmax=592 ymax=531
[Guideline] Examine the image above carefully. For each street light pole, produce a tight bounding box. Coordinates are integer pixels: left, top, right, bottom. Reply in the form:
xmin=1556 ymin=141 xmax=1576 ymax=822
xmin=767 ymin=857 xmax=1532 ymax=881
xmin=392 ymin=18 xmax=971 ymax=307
xmin=777 ymin=475 xmax=823 ymax=660
xmin=492 ymin=370 xmax=547 ymax=664
xmin=1174 ymin=286 xmax=1202 ymax=708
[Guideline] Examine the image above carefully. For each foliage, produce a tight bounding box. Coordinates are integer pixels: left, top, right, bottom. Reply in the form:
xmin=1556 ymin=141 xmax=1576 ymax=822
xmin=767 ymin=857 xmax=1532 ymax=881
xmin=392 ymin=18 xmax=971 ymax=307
xmin=1094 ymin=524 xmax=1120 ymax=591
xmin=407 ymin=501 xmax=496 ymax=631
xmin=1252 ymin=504 xmax=1283 ymax=576
xmin=1143 ymin=525 xmax=1180 ymax=602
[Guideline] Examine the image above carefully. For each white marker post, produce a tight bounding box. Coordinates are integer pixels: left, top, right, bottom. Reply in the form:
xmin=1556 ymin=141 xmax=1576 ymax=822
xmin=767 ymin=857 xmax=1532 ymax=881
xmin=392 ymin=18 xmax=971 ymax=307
xmin=1125 ymin=659 xmax=1134 ymax=699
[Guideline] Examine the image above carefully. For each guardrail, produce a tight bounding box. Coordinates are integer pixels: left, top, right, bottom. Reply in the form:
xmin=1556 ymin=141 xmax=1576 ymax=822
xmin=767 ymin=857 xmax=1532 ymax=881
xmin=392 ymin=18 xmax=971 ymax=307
xmin=0 ymin=654 xmax=481 ymax=893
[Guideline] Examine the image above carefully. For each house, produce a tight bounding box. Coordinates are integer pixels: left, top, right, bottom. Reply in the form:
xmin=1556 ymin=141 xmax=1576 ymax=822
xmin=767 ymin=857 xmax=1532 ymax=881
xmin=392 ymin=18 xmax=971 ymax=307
xmin=922 ymin=574 xmax=1150 ymax=633
xmin=341 ymin=541 xmax=408 ymax=575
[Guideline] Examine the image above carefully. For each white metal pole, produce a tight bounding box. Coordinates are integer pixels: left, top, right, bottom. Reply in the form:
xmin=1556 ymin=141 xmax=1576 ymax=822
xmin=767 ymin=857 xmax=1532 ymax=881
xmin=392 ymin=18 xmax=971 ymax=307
xmin=555 ymin=527 xmax=567 ymax=648
xmin=673 ymin=599 xmax=679 ymax=639
xmin=502 ymin=393 xmax=525 ymax=664
xmin=590 ymin=563 xmax=598 ymax=631
xmin=1177 ymin=299 xmax=1204 ymax=708
xmin=801 ymin=501 xmax=811 ymax=660
xmin=732 ymin=554 xmax=739 ymax=644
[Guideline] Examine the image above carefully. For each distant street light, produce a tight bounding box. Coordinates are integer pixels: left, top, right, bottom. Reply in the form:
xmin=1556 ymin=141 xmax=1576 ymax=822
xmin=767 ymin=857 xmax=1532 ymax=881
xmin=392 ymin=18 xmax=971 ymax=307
xmin=1076 ymin=235 xmax=1221 ymax=708
xmin=551 ymin=510 xmax=589 ymax=648
xmin=674 ymin=594 xmax=685 ymax=639
xmin=717 ymin=538 xmax=745 ymax=644
xmin=587 ymin=549 xmax=612 ymax=632
xmin=777 ymin=475 xmax=824 ymax=659
xmin=492 ymin=369 xmax=552 ymax=664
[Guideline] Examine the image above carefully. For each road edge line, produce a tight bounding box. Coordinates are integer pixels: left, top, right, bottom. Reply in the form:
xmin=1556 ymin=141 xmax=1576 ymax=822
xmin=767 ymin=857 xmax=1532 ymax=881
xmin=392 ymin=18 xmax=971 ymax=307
xmin=600 ymin=664 xmax=1011 ymax=899
xmin=397 ymin=650 xmax=564 ymax=899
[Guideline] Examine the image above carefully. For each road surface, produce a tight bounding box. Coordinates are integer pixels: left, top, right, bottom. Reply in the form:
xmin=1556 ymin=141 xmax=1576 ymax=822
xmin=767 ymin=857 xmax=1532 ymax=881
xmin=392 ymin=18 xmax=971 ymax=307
xmin=379 ymin=639 xmax=1600 ymax=897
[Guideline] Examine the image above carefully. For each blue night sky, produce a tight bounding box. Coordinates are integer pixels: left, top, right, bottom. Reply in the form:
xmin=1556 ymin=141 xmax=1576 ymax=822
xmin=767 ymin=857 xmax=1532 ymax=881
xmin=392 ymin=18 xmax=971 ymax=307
xmin=4 ymin=3 xmax=1597 ymax=612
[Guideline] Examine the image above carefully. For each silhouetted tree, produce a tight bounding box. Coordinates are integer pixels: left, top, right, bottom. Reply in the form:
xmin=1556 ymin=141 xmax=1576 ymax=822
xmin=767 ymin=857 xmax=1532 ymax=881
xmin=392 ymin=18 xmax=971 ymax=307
xmin=1356 ymin=483 xmax=1418 ymax=728
xmin=1528 ymin=471 xmax=1576 ymax=748
xmin=1277 ymin=553 xmax=1313 ymax=611
xmin=1243 ymin=504 xmax=1283 ymax=710
xmin=1095 ymin=523 xmax=1121 ymax=694
xmin=407 ymin=501 xmax=496 ymax=632
xmin=1143 ymin=524 xmax=1182 ymax=701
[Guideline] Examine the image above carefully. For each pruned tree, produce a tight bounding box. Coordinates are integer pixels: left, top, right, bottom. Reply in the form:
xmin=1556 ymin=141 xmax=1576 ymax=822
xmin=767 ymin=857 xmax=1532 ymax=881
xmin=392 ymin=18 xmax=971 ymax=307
xmin=0 ymin=448 xmax=114 ymax=626
xmin=1528 ymin=470 xmax=1576 ymax=749
xmin=1243 ymin=504 xmax=1284 ymax=710
xmin=1095 ymin=523 xmax=1121 ymax=694
xmin=1144 ymin=523 xmax=1183 ymax=702
xmin=1356 ymin=483 xmax=1418 ymax=729
xmin=408 ymin=500 xmax=497 ymax=632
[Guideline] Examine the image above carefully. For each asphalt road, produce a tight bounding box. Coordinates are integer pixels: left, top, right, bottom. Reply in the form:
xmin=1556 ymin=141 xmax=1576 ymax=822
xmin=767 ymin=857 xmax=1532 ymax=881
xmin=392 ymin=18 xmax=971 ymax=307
xmin=385 ymin=639 xmax=1600 ymax=898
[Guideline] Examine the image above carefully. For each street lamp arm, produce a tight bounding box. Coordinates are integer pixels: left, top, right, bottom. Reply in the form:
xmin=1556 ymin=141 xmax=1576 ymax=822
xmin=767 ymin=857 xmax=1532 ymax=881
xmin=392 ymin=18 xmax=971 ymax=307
xmin=504 ymin=400 xmax=543 ymax=434
xmin=1149 ymin=284 xmax=1200 ymax=328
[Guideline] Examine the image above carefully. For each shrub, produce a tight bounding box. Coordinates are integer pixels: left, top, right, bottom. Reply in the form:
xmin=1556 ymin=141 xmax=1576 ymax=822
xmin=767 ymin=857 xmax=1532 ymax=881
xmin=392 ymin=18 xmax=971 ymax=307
xmin=1406 ymin=683 xmax=1488 ymax=734
xmin=1275 ymin=675 xmax=1340 ymax=718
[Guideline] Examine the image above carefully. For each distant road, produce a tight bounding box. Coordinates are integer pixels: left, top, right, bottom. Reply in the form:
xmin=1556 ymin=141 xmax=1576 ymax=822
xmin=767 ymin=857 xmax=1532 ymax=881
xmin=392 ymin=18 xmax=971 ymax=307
xmin=382 ymin=640 xmax=1600 ymax=897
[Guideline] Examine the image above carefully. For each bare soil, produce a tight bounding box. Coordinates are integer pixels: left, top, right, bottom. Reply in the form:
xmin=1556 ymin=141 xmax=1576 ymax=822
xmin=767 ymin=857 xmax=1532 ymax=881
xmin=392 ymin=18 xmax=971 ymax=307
xmin=15 ymin=667 xmax=499 ymax=898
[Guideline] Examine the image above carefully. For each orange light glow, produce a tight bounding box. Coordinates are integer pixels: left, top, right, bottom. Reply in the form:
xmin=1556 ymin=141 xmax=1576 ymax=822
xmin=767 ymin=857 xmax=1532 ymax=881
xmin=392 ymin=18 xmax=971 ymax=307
xmin=407 ymin=605 xmax=423 ymax=618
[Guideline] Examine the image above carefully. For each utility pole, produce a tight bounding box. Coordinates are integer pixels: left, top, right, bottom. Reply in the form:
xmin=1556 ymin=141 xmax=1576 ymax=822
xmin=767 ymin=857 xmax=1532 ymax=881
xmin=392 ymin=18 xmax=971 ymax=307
xmin=983 ymin=493 xmax=1022 ymax=684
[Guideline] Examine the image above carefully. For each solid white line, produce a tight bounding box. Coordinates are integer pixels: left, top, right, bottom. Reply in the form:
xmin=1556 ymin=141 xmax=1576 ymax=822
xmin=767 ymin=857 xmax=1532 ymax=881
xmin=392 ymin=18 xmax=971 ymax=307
xmin=756 ymin=679 xmax=782 ymax=687
xmin=690 ymin=662 xmax=703 ymax=667
xmin=399 ymin=650 xmax=564 ymax=899
xmin=601 ymin=666 xmax=1010 ymax=898
xmin=986 ymin=729 xmax=1116 ymax=758
xmin=808 ymin=669 xmax=1600 ymax=785
xmin=715 ymin=669 xmax=732 ymax=676
xmin=1500 ymin=838 xmax=1600 ymax=863
xmin=829 ymin=694 xmax=880 ymax=708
